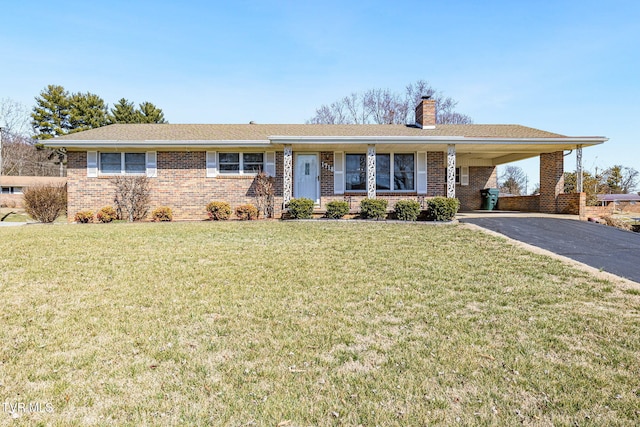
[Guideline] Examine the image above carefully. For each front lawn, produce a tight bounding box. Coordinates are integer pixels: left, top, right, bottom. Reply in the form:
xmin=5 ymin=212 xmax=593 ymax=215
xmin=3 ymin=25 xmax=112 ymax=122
xmin=1 ymin=222 xmax=638 ymax=425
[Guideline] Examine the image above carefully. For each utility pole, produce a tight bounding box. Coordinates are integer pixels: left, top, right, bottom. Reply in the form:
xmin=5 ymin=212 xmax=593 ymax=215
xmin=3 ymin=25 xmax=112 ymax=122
xmin=0 ymin=126 xmax=3 ymax=176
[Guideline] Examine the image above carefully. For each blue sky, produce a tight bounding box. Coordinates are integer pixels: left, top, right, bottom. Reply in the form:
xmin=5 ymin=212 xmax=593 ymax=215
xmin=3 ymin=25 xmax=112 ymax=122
xmin=1 ymin=0 xmax=638 ymax=190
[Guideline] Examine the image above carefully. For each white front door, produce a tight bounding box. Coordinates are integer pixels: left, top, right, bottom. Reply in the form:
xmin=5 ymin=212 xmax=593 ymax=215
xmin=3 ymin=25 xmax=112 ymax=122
xmin=294 ymin=153 xmax=319 ymax=204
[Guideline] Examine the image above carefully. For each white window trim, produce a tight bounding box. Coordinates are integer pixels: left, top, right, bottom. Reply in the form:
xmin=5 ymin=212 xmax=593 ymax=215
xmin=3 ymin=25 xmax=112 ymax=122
xmin=345 ymin=152 xmax=417 ymax=193
xmin=98 ymin=152 xmax=147 ymax=176
xmin=217 ymin=152 xmax=266 ymax=176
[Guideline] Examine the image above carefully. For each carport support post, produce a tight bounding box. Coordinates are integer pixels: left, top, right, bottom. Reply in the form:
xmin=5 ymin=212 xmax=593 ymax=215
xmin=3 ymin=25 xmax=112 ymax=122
xmin=367 ymin=145 xmax=376 ymax=199
xmin=539 ymin=151 xmax=564 ymax=213
xmin=283 ymin=145 xmax=292 ymax=206
xmin=447 ymin=144 xmax=456 ymax=198
xmin=576 ymin=145 xmax=583 ymax=193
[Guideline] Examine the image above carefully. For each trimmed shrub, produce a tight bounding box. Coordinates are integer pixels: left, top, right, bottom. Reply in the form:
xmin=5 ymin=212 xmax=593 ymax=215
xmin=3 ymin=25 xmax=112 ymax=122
xmin=359 ymin=198 xmax=388 ymax=220
xmin=287 ymin=198 xmax=314 ymax=219
xmin=325 ymin=200 xmax=349 ymax=219
xmin=206 ymin=201 xmax=232 ymax=221
xmin=235 ymin=204 xmax=259 ymax=220
xmin=22 ymin=184 xmax=67 ymax=223
xmin=394 ymin=200 xmax=421 ymax=221
xmin=74 ymin=210 xmax=94 ymax=223
xmin=426 ymin=197 xmax=460 ymax=221
xmin=96 ymin=206 xmax=117 ymax=223
xmin=152 ymin=206 xmax=173 ymax=222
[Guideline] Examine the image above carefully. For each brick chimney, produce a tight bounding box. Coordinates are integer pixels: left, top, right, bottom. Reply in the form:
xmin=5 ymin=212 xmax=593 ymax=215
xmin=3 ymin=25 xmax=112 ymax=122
xmin=415 ymin=96 xmax=436 ymax=129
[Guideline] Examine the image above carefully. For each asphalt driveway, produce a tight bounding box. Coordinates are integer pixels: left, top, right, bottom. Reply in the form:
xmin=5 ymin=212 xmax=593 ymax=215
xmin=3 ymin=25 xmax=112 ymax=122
xmin=459 ymin=215 xmax=640 ymax=283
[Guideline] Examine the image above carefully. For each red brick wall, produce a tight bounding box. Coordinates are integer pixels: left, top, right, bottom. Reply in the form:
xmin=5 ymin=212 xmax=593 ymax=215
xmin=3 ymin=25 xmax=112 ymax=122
xmin=320 ymin=152 xmax=334 ymax=197
xmin=427 ymin=152 xmax=446 ymax=196
xmin=557 ymin=192 xmax=583 ymax=215
xmin=456 ymin=166 xmax=497 ymax=211
xmin=67 ymin=151 xmax=285 ymax=221
xmin=497 ymin=195 xmax=540 ymax=212
xmin=68 ymin=149 xmax=496 ymax=220
xmin=584 ymin=206 xmax=612 ymax=218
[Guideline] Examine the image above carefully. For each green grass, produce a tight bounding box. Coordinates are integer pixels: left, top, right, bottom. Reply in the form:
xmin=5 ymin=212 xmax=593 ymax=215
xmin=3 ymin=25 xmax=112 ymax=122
xmin=0 ymin=208 xmax=29 ymax=222
xmin=1 ymin=221 xmax=639 ymax=426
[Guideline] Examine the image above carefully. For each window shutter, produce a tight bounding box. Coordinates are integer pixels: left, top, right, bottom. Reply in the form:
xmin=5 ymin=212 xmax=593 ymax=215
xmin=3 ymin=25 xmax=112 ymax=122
xmin=417 ymin=151 xmax=427 ymax=194
xmin=333 ymin=151 xmax=344 ymax=195
xmin=265 ymin=151 xmax=276 ymax=176
xmin=146 ymin=151 xmax=157 ymax=178
xmin=461 ymin=166 xmax=469 ymax=186
xmin=87 ymin=151 xmax=98 ymax=177
xmin=206 ymin=151 xmax=218 ymax=177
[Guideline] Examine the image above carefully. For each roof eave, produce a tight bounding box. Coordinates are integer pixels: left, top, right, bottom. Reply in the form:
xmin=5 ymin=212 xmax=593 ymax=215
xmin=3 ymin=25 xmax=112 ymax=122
xmin=46 ymin=140 xmax=272 ymax=150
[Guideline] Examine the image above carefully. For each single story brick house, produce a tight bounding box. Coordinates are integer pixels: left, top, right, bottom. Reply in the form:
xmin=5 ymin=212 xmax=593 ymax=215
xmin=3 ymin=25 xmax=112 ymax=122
xmin=48 ymin=98 xmax=607 ymax=221
xmin=0 ymin=176 xmax=67 ymax=208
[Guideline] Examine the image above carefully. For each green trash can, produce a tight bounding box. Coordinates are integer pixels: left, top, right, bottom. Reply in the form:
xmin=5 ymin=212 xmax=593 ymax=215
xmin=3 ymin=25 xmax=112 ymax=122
xmin=480 ymin=188 xmax=500 ymax=210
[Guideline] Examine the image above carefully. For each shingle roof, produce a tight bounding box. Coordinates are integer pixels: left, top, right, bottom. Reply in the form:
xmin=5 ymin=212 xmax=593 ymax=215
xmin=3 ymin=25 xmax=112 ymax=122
xmin=56 ymin=123 xmax=568 ymax=141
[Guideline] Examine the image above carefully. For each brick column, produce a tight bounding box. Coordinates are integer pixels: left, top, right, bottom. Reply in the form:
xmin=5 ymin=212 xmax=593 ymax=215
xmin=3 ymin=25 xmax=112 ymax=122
xmin=539 ymin=151 xmax=564 ymax=213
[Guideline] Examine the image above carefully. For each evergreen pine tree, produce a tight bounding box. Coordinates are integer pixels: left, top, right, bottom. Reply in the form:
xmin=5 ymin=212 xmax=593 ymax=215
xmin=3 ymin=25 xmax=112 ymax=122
xmin=31 ymin=85 xmax=71 ymax=139
xmin=136 ymin=102 xmax=167 ymax=124
xmin=109 ymin=98 xmax=138 ymax=124
xmin=69 ymin=92 xmax=109 ymax=132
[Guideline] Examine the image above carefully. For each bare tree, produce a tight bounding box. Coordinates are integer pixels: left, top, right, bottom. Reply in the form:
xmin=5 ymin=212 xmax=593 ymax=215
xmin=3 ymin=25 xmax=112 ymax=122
xmin=1 ymin=98 xmax=60 ymax=176
xmin=499 ymin=165 xmax=528 ymax=195
xmin=308 ymin=80 xmax=472 ymax=125
xmin=0 ymin=98 xmax=31 ymax=137
xmin=112 ymin=176 xmax=151 ymax=222
xmin=253 ymin=172 xmax=275 ymax=218
xmin=0 ymin=133 xmax=59 ymax=176
xmin=600 ymin=165 xmax=639 ymax=194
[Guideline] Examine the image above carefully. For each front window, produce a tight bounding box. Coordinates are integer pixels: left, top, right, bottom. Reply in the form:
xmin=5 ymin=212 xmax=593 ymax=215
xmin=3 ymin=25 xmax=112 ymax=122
xmin=219 ymin=153 xmax=264 ymax=174
xmin=376 ymin=154 xmax=391 ymax=190
xmin=219 ymin=153 xmax=240 ymax=173
xmin=346 ymin=154 xmax=366 ymax=190
xmin=347 ymin=153 xmax=416 ymax=192
xmin=100 ymin=153 xmax=122 ymax=174
xmin=99 ymin=152 xmax=146 ymax=175
xmin=242 ymin=153 xmax=264 ymax=173
xmin=124 ymin=153 xmax=146 ymax=173
xmin=393 ymin=153 xmax=415 ymax=191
